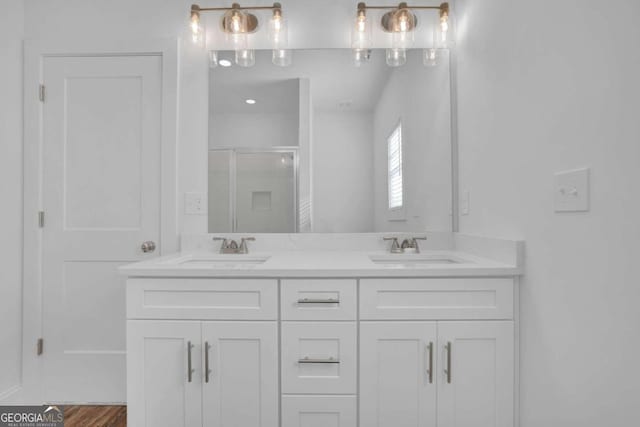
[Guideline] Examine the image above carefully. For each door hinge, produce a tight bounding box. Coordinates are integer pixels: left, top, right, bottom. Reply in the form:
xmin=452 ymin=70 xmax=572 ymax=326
xmin=39 ymin=84 xmax=45 ymax=102
xmin=37 ymin=338 xmax=44 ymax=356
xmin=38 ymin=211 xmax=45 ymax=228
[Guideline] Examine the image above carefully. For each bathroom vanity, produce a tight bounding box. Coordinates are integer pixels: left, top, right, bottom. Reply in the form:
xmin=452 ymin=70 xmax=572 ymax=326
xmin=121 ymin=233 xmax=522 ymax=427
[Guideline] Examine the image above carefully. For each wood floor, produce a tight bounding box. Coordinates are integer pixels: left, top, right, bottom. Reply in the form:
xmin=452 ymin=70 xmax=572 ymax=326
xmin=63 ymin=406 xmax=126 ymax=427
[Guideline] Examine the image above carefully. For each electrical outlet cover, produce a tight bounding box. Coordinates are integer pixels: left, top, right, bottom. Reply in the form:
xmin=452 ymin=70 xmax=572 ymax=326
xmin=554 ymin=168 xmax=590 ymax=212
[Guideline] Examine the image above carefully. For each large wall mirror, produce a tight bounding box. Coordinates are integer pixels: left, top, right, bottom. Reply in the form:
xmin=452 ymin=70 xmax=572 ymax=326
xmin=209 ymin=49 xmax=452 ymax=233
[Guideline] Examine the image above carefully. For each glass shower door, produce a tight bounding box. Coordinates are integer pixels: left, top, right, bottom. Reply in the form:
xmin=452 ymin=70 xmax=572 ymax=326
xmin=235 ymin=151 xmax=296 ymax=233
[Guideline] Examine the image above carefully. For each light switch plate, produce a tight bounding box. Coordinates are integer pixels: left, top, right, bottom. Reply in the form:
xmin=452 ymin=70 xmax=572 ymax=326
xmin=185 ymin=192 xmax=206 ymax=215
xmin=554 ymin=168 xmax=590 ymax=212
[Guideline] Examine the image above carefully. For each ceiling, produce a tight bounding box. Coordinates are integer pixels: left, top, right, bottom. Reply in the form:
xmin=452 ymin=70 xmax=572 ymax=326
xmin=210 ymin=49 xmax=395 ymax=114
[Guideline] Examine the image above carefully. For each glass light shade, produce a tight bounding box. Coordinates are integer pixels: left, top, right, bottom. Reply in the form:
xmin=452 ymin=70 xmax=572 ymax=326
xmin=391 ymin=8 xmax=415 ymax=33
xmin=224 ymin=9 xmax=249 ymax=34
xmin=228 ymin=29 xmax=248 ymax=48
xmin=272 ymin=49 xmax=292 ymax=67
xmin=391 ymin=29 xmax=414 ymax=50
xmin=190 ymin=13 xmax=204 ymax=45
xmin=236 ymin=49 xmax=255 ymax=67
xmin=437 ymin=10 xmax=453 ymax=48
xmin=423 ymin=48 xmax=439 ymax=67
xmin=209 ymin=51 xmax=218 ymax=68
xmin=386 ymin=48 xmax=407 ymax=67
xmin=353 ymin=48 xmax=371 ymax=67
xmin=268 ymin=13 xmax=288 ymax=49
xmin=351 ymin=12 xmax=372 ymax=50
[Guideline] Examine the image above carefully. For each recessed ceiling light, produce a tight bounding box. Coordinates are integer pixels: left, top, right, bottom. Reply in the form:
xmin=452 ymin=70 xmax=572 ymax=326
xmin=245 ymin=99 xmax=257 ymax=105
xmin=219 ymin=59 xmax=232 ymax=67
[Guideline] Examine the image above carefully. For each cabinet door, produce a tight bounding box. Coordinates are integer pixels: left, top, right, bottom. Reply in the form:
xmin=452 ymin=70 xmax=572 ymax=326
xmin=127 ymin=320 xmax=202 ymax=427
xmin=437 ymin=321 xmax=514 ymax=427
xmin=202 ymin=322 xmax=278 ymax=427
xmin=360 ymin=322 xmax=437 ymax=427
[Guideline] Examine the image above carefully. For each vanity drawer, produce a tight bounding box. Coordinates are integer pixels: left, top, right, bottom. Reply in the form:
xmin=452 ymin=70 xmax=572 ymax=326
xmin=282 ymin=395 xmax=357 ymax=427
xmin=127 ymin=278 xmax=278 ymax=320
xmin=281 ymin=322 xmax=357 ymax=394
xmin=281 ymin=279 xmax=356 ymax=320
xmin=360 ymin=278 xmax=514 ymax=320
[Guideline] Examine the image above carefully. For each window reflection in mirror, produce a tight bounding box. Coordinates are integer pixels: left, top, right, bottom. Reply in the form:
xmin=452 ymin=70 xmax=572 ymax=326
xmin=209 ymin=49 xmax=452 ymax=233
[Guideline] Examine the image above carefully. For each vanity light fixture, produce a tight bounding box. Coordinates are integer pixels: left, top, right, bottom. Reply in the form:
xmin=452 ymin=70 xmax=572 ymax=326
xmin=352 ymin=2 xmax=451 ymax=67
xmin=189 ymin=2 xmax=291 ymax=67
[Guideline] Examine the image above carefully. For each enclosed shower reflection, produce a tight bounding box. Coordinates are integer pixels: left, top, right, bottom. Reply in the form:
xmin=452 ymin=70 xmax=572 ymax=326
xmin=208 ymin=149 xmax=298 ymax=233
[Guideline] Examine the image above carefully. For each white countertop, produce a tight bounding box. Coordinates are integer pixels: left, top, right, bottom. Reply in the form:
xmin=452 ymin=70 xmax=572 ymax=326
xmin=118 ymin=250 xmax=521 ymax=278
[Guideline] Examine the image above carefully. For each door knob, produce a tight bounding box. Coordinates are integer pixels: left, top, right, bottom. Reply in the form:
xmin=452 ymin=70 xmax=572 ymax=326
xmin=141 ymin=241 xmax=156 ymax=253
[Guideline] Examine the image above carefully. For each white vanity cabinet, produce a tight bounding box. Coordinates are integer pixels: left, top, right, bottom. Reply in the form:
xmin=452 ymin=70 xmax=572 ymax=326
xmin=126 ymin=275 xmax=517 ymax=427
xmin=359 ymin=278 xmax=515 ymax=427
xmin=126 ymin=278 xmax=279 ymax=427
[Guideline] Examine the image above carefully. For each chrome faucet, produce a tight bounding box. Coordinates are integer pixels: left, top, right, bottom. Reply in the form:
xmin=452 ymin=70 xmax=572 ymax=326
xmin=383 ymin=237 xmax=403 ymax=254
xmin=401 ymin=236 xmax=427 ymax=253
xmin=383 ymin=236 xmax=427 ymax=253
xmin=213 ymin=237 xmax=256 ymax=254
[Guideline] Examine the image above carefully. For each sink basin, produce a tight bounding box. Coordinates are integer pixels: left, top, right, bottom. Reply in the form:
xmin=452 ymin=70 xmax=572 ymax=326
xmin=369 ymin=254 xmax=466 ymax=268
xmin=161 ymin=255 xmax=270 ymax=269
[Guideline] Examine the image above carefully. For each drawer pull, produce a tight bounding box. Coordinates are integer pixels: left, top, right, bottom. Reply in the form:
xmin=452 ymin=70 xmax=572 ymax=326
xmin=298 ymin=356 xmax=340 ymax=364
xmin=297 ymin=298 xmax=340 ymax=304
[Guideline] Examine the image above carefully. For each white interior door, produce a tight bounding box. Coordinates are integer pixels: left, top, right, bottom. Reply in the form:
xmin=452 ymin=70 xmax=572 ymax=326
xmin=41 ymin=55 xmax=162 ymax=403
xmin=360 ymin=322 xmax=437 ymax=427
xmin=437 ymin=321 xmax=514 ymax=427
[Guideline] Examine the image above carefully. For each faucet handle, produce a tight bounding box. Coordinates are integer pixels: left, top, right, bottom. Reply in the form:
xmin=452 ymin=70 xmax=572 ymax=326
xmin=212 ymin=237 xmax=229 ymax=253
xmin=383 ymin=237 xmax=403 ymax=254
xmin=410 ymin=236 xmax=428 ymax=253
xmin=239 ymin=237 xmax=255 ymax=254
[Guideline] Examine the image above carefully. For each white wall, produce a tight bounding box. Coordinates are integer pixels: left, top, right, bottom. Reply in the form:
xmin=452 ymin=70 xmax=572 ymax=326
xmin=210 ymin=113 xmax=299 ymax=148
xmin=455 ymin=0 xmax=640 ymax=425
xmin=373 ymin=50 xmax=452 ymax=232
xmin=313 ymin=111 xmax=374 ymax=232
xmin=0 ymin=0 xmax=24 ymax=399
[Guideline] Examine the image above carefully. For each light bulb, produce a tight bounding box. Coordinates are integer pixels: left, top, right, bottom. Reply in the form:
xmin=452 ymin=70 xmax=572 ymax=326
xmin=351 ymin=3 xmax=372 ymax=50
xmin=272 ymin=49 xmax=292 ymax=67
xmin=190 ymin=7 xmax=203 ymax=45
xmin=386 ymin=48 xmax=406 ymax=67
xmin=236 ymin=49 xmax=255 ymax=67
xmin=390 ymin=9 xmax=414 ymax=50
xmin=231 ymin=11 xmax=242 ymax=33
xmin=438 ymin=3 xmax=452 ymax=48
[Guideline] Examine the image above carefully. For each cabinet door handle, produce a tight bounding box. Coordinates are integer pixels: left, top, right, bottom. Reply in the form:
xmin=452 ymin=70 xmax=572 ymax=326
xmin=298 ymin=357 xmax=340 ymax=364
xmin=205 ymin=342 xmax=211 ymax=383
xmin=187 ymin=341 xmax=195 ymax=383
xmin=426 ymin=342 xmax=434 ymax=384
xmin=444 ymin=342 xmax=452 ymax=384
xmin=297 ymin=298 xmax=340 ymax=304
